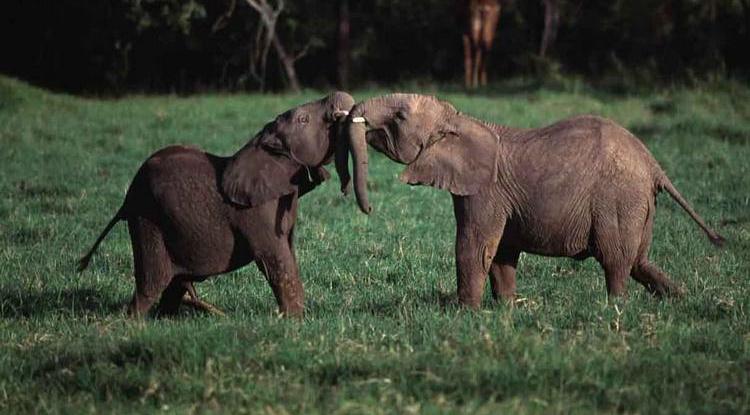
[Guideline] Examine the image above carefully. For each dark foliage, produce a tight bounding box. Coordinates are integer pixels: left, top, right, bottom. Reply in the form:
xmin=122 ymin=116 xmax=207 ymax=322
xmin=1 ymin=0 xmax=748 ymax=94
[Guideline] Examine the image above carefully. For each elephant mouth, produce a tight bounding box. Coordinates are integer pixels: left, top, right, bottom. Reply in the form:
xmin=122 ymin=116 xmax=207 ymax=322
xmin=368 ymin=127 xmax=422 ymax=165
xmin=406 ymin=144 xmax=425 ymax=165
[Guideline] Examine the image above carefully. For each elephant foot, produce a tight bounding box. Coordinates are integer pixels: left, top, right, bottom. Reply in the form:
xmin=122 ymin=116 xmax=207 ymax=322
xmin=651 ymin=281 xmax=686 ymax=299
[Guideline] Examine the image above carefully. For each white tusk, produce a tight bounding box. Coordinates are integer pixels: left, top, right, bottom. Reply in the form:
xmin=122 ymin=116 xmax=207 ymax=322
xmin=333 ymin=110 xmax=349 ymax=117
xmin=351 ymin=116 xmax=366 ymax=123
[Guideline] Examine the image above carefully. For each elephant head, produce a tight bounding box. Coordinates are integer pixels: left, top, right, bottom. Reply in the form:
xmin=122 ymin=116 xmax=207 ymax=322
xmin=339 ymin=93 xmax=500 ymax=213
xmin=222 ymin=91 xmax=355 ymax=207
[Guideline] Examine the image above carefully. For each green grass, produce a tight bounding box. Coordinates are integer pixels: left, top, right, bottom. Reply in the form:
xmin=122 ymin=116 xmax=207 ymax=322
xmin=1 ymin=75 xmax=749 ymax=414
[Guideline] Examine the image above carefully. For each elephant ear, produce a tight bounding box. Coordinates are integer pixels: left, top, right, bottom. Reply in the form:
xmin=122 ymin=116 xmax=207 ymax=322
xmin=222 ymin=145 xmax=300 ymax=207
xmin=399 ymin=116 xmax=499 ymax=195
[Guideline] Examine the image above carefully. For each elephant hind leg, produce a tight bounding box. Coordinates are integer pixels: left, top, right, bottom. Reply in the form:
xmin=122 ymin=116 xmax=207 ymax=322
xmin=157 ymin=280 xmax=227 ymax=317
xmin=489 ymin=247 xmax=520 ymax=301
xmin=127 ymin=217 xmax=174 ymax=317
xmin=181 ymin=282 xmax=226 ymax=316
xmin=592 ymin=208 xmax=645 ymax=298
xmin=155 ymin=279 xmax=187 ymax=317
xmin=600 ymin=260 xmax=631 ymax=297
xmin=593 ymin=230 xmax=639 ymax=297
xmin=628 ymin=207 xmax=683 ymax=297
xmin=631 ymin=261 xmax=684 ymax=297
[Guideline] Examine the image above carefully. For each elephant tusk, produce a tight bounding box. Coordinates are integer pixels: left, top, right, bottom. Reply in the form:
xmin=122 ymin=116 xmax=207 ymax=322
xmin=351 ymin=116 xmax=366 ymax=123
xmin=333 ymin=110 xmax=349 ymax=117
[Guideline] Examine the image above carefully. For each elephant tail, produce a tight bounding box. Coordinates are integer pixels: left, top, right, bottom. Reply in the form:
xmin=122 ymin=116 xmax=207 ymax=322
xmin=77 ymin=206 xmax=127 ymax=272
xmin=658 ymin=175 xmax=726 ymax=247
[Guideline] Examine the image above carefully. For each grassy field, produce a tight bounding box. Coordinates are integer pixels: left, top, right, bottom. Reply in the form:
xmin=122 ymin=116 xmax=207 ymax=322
xmin=1 ymin=75 xmax=748 ymax=414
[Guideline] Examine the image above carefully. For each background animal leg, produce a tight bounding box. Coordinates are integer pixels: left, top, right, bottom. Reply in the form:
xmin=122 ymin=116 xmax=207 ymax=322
xmin=463 ymin=35 xmax=474 ymax=89
xmin=472 ymin=47 xmax=483 ymax=89
xmin=479 ymin=44 xmax=492 ymax=86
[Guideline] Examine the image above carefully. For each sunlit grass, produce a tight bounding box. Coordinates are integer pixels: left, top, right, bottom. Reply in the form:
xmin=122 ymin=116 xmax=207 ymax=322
xmin=1 ymin=75 xmax=748 ymax=413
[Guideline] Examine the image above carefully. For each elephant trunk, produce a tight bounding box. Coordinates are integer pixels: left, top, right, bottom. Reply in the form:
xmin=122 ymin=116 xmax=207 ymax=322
xmin=347 ymin=120 xmax=371 ymax=214
xmin=334 ymin=122 xmax=351 ymax=196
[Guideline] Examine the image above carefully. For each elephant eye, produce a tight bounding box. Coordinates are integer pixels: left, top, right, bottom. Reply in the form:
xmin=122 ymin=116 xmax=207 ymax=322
xmin=297 ymin=114 xmax=310 ymax=124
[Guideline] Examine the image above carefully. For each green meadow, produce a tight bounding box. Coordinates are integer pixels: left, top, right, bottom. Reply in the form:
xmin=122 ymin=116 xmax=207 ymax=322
xmin=1 ymin=76 xmax=748 ymax=413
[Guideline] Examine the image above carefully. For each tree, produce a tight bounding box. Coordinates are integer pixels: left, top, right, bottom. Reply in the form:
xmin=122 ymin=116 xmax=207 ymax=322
xmin=539 ymin=0 xmax=560 ymax=58
xmin=214 ymin=0 xmax=306 ymax=92
xmin=336 ymin=0 xmax=350 ymax=89
xmin=246 ymin=0 xmax=306 ymax=92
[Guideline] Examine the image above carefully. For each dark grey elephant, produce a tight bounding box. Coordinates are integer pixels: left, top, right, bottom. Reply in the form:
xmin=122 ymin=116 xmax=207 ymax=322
xmin=79 ymin=92 xmax=356 ymax=317
xmin=337 ymin=93 xmax=725 ymax=307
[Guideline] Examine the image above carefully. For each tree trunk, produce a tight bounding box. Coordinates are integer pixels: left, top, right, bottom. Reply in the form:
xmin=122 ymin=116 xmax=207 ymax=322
xmin=540 ymin=0 xmax=560 ymax=58
xmin=336 ymin=0 xmax=351 ymax=89
xmin=271 ymin=35 xmax=301 ymax=93
xmin=244 ymin=0 xmax=302 ymax=93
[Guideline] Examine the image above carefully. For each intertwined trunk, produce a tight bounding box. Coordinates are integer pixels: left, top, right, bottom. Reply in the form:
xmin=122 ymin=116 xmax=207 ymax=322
xmin=346 ymin=121 xmax=371 ymax=214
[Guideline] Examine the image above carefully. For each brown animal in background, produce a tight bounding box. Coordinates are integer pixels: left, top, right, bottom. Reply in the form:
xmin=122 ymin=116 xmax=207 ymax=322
xmin=79 ymin=92 xmax=356 ymax=317
xmin=459 ymin=0 xmax=501 ymax=89
xmin=338 ymin=93 xmax=725 ymax=307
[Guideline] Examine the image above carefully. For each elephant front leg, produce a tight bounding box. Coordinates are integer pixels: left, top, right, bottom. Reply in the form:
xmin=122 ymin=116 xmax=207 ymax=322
xmin=453 ymin=196 xmax=506 ymax=308
xmin=255 ymin=242 xmax=304 ymax=318
xmin=455 ymin=226 xmax=504 ymax=309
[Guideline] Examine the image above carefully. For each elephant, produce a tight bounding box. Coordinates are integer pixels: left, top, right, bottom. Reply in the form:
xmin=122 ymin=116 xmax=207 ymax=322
xmin=78 ymin=92 xmax=356 ymax=317
xmin=338 ymin=93 xmax=725 ymax=307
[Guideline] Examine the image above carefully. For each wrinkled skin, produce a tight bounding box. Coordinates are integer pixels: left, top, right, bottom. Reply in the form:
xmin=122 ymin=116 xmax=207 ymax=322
xmin=79 ymin=92 xmax=356 ymax=318
xmin=342 ymin=93 xmax=725 ymax=307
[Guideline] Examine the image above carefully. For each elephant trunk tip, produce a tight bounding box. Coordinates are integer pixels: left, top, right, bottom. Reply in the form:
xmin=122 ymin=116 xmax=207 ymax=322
xmin=340 ymin=181 xmax=351 ymax=196
xmin=354 ymin=193 xmax=372 ymax=214
xmin=358 ymin=202 xmax=372 ymax=215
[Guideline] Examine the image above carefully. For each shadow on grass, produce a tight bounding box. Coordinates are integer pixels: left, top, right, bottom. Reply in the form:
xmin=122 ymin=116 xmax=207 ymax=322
xmin=346 ymin=289 xmax=460 ymax=317
xmin=0 ymin=287 xmax=123 ymax=318
xmin=0 ymin=285 xmax=237 ymax=319
xmin=26 ymin=340 xmax=161 ymax=402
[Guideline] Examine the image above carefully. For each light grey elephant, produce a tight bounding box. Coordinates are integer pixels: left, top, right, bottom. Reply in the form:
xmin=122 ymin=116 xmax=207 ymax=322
xmin=336 ymin=93 xmax=725 ymax=307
